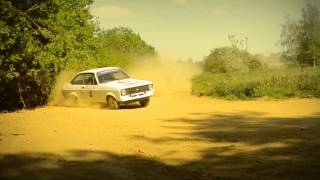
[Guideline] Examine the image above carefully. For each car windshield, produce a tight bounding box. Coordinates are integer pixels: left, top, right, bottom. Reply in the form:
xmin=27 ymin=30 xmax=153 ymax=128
xmin=97 ymin=69 xmax=130 ymax=83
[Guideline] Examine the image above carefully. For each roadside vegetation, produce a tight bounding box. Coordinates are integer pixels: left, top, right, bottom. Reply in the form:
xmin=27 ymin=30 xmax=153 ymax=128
xmin=0 ymin=0 xmax=156 ymax=110
xmin=192 ymin=1 xmax=320 ymax=99
xmin=192 ymin=67 xmax=320 ymax=99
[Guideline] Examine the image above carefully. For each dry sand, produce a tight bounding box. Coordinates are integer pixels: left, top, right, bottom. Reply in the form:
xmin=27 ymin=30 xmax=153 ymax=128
xmin=0 ymin=61 xmax=319 ymax=179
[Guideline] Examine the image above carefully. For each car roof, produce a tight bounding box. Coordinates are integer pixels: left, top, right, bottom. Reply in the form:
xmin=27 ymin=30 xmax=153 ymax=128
xmin=78 ymin=67 xmax=120 ymax=74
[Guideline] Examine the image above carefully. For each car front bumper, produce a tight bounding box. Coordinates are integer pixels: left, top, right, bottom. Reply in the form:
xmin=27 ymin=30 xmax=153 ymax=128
xmin=119 ymin=90 xmax=153 ymax=103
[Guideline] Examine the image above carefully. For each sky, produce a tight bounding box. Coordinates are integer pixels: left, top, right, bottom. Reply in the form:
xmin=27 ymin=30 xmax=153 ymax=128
xmin=90 ymin=0 xmax=305 ymax=61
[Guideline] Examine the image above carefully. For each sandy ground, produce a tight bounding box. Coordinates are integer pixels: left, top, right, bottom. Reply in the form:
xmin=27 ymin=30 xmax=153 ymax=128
xmin=1 ymin=93 xmax=320 ymax=180
xmin=1 ymin=62 xmax=320 ymax=179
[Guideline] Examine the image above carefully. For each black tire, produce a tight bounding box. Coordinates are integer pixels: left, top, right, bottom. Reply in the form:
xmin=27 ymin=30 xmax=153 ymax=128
xmin=139 ymin=98 xmax=150 ymax=107
xmin=107 ymin=96 xmax=119 ymax=109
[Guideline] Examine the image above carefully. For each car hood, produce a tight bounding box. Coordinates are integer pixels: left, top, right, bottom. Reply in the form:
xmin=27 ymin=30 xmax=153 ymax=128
xmin=101 ymin=78 xmax=152 ymax=89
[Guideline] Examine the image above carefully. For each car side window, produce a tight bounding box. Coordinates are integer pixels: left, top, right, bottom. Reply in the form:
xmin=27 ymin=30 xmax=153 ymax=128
xmin=84 ymin=73 xmax=97 ymax=85
xmin=71 ymin=74 xmax=85 ymax=85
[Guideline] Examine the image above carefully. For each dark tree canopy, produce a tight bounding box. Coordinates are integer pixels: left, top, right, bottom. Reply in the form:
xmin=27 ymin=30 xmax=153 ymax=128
xmin=0 ymin=0 xmax=97 ymax=110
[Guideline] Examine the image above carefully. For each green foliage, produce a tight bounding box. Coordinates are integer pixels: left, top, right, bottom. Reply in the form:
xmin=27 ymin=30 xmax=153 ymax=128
xmin=97 ymin=27 xmax=156 ymax=57
xmin=94 ymin=27 xmax=156 ymax=68
xmin=0 ymin=0 xmax=156 ymax=110
xmin=0 ymin=0 xmax=96 ymax=110
xmin=192 ymin=67 xmax=320 ymax=99
xmin=203 ymin=47 xmax=264 ymax=73
xmin=280 ymin=1 xmax=320 ymax=67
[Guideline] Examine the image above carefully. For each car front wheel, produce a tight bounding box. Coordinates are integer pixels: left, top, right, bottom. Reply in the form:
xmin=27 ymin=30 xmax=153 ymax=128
xmin=107 ymin=96 xmax=119 ymax=109
xmin=139 ymin=98 xmax=150 ymax=107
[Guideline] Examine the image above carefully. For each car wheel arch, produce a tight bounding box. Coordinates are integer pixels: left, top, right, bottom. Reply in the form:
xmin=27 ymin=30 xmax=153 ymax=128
xmin=105 ymin=92 xmax=117 ymax=102
xmin=65 ymin=91 xmax=79 ymax=106
xmin=106 ymin=94 xmax=120 ymax=109
xmin=68 ymin=92 xmax=79 ymax=99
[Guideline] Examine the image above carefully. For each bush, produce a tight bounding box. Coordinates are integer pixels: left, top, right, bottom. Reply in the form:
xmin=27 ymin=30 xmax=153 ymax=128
xmin=192 ymin=67 xmax=320 ymax=99
xmin=203 ymin=47 xmax=264 ymax=73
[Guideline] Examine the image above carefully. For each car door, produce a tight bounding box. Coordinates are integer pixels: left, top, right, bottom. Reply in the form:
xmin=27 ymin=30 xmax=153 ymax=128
xmin=83 ymin=73 xmax=98 ymax=102
xmin=70 ymin=73 xmax=87 ymax=101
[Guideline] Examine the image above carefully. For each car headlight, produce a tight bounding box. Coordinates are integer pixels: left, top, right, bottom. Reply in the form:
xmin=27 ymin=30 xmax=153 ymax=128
xmin=121 ymin=89 xmax=127 ymax=96
xmin=148 ymin=84 xmax=153 ymax=90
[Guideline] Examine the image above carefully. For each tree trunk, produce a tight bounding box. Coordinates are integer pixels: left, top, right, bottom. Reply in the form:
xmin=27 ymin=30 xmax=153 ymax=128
xmin=18 ymin=80 xmax=26 ymax=109
xmin=313 ymin=41 xmax=316 ymax=68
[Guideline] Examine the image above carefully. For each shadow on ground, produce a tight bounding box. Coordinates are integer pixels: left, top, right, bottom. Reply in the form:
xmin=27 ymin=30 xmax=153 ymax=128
xmin=0 ymin=150 xmax=202 ymax=180
xmin=132 ymin=112 xmax=320 ymax=179
xmin=1 ymin=112 xmax=320 ymax=180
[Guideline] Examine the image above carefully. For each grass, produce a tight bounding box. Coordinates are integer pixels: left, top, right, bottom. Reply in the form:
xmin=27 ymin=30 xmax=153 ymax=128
xmin=192 ymin=67 xmax=320 ymax=99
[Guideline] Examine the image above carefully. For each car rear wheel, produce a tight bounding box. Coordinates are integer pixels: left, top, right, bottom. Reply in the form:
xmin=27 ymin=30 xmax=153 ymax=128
xmin=139 ymin=98 xmax=150 ymax=107
xmin=66 ymin=93 xmax=78 ymax=107
xmin=107 ymin=96 xmax=119 ymax=109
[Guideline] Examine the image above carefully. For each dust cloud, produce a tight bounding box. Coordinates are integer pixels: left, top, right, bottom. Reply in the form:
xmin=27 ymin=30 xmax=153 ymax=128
xmin=48 ymin=71 xmax=76 ymax=106
xmin=126 ymin=57 xmax=201 ymax=96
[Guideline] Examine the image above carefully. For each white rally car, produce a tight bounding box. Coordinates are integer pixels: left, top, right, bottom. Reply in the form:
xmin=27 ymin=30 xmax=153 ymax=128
xmin=62 ymin=67 xmax=154 ymax=109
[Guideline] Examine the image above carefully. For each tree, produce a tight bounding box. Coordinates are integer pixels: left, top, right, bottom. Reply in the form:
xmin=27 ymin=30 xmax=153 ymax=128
xmin=299 ymin=1 xmax=320 ymax=67
xmin=94 ymin=27 xmax=157 ymax=68
xmin=0 ymin=0 xmax=96 ymax=110
xmin=228 ymin=34 xmax=248 ymax=51
xmin=280 ymin=17 xmax=301 ymax=64
xmin=280 ymin=1 xmax=320 ymax=67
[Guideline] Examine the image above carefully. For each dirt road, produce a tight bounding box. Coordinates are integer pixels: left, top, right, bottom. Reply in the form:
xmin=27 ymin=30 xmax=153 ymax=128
xmin=1 ymin=92 xmax=320 ymax=180
xmin=1 ymin=62 xmax=320 ymax=179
